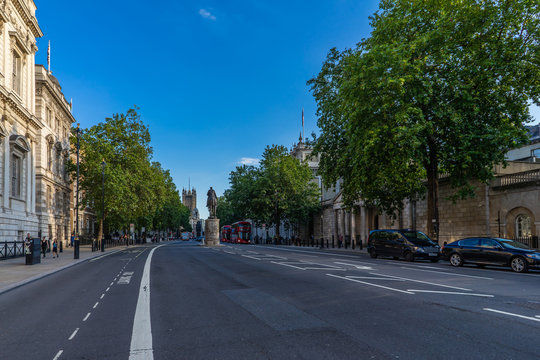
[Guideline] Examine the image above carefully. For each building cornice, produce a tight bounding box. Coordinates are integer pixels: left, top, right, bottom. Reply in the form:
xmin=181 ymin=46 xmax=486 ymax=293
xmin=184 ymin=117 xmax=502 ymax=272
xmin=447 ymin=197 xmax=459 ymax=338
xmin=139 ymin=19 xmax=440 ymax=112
xmin=0 ymin=85 xmax=41 ymax=130
xmin=36 ymin=78 xmax=75 ymax=124
xmin=11 ymin=0 xmax=43 ymax=38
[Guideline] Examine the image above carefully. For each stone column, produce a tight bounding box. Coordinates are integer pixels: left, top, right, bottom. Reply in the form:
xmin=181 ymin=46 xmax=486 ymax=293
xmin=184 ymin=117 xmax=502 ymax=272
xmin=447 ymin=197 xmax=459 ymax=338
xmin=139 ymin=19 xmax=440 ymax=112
xmin=350 ymin=210 xmax=356 ymax=248
xmin=3 ymin=138 xmax=9 ymax=209
xmin=204 ymin=218 xmax=220 ymax=246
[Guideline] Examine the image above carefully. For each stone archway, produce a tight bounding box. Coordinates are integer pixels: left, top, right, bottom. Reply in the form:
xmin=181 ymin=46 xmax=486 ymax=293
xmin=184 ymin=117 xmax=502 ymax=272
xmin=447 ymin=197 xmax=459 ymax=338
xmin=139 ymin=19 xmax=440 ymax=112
xmin=505 ymin=207 xmax=535 ymax=239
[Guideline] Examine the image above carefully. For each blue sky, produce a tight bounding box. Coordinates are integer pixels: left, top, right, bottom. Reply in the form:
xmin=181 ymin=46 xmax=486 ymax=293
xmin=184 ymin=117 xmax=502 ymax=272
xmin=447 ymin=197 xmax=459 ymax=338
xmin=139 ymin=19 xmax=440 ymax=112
xmin=35 ymin=1 xmax=539 ymax=219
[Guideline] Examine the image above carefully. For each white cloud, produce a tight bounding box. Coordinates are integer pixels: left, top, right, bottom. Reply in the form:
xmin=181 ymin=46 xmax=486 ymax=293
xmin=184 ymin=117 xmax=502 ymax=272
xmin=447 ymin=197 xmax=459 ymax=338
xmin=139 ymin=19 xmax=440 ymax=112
xmin=238 ymin=157 xmax=260 ymax=166
xmin=199 ymin=9 xmax=216 ymax=21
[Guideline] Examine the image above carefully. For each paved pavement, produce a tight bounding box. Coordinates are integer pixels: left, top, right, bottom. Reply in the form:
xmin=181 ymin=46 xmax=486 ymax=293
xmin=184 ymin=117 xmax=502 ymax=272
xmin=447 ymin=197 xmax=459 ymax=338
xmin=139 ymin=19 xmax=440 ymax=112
xmin=0 ymin=245 xmax=127 ymax=295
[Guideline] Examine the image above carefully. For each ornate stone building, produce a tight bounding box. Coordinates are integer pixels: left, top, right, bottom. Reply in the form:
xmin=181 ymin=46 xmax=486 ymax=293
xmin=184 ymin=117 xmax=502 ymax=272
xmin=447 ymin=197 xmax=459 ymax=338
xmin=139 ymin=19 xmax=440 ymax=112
xmin=182 ymin=187 xmax=199 ymax=230
xmin=0 ymin=0 xmax=42 ymax=242
xmin=34 ymin=64 xmax=73 ymax=244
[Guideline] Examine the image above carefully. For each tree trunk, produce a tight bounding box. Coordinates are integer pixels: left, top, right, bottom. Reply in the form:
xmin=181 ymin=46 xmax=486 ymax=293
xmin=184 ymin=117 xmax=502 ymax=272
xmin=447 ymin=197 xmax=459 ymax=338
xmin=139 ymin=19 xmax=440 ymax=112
xmin=425 ymin=140 xmax=439 ymax=243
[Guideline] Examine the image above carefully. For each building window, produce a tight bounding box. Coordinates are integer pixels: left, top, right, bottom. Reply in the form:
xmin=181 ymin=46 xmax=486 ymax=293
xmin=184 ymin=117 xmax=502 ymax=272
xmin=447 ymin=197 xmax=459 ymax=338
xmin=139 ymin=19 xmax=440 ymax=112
xmin=11 ymin=154 xmax=21 ymax=197
xmin=46 ymin=108 xmax=52 ymax=127
xmin=12 ymin=51 xmax=21 ymax=95
xmin=47 ymin=185 xmax=51 ymax=208
xmin=516 ymin=214 xmax=532 ymax=238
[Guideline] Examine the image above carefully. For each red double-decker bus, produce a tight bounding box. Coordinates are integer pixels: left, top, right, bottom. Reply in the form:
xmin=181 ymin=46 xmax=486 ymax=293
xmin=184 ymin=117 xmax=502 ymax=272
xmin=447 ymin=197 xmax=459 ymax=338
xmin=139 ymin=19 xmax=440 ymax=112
xmin=231 ymin=221 xmax=251 ymax=244
xmin=221 ymin=225 xmax=232 ymax=243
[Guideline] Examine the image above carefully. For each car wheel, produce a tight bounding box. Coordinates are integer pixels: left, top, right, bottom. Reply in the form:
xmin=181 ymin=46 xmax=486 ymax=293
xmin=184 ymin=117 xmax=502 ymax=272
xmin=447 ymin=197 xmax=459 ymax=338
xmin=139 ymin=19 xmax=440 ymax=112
xmin=404 ymin=252 xmax=414 ymax=262
xmin=369 ymin=249 xmax=378 ymax=259
xmin=510 ymin=256 xmax=529 ymax=273
xmin=449 ymin=253 xmax=463 ymax=267
xmin=430 ymin=258 xmax=439 ymax=263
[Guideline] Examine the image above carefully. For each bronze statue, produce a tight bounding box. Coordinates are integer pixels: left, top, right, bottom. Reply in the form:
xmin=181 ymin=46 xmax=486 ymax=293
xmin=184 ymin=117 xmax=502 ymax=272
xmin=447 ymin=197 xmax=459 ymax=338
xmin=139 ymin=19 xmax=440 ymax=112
xmin=207 ymin=187 xmax=217 ymax=218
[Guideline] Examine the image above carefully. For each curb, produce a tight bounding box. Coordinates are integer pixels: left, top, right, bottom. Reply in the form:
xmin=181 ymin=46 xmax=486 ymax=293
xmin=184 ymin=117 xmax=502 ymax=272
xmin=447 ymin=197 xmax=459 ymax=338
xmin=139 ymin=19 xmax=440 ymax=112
xmin=0 ymin=248 xmax=125 ymax=296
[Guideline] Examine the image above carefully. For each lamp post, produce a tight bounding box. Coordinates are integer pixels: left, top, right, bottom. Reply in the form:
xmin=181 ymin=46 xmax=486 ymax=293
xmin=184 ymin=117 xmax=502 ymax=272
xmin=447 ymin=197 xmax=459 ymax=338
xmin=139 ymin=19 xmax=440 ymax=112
xmin=74 ymin=124 xmax=80 ymax=259
xmin=101 ymin=159 xmax=106 ymax=252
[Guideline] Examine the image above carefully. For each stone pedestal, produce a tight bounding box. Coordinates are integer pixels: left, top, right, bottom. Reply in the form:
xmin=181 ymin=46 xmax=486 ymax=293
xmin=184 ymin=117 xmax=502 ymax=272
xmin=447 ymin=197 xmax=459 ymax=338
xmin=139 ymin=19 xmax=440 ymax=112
xmin=204 ymin=218 xmax=220 ymax=246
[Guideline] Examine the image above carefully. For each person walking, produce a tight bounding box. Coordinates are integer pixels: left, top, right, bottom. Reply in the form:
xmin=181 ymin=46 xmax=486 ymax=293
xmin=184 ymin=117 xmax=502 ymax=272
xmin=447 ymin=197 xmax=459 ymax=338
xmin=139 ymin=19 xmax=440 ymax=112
xmin=52 ymin=239 xmax=59 ymax=258
xmin=41 ymin=236 xmax=48 ymax=258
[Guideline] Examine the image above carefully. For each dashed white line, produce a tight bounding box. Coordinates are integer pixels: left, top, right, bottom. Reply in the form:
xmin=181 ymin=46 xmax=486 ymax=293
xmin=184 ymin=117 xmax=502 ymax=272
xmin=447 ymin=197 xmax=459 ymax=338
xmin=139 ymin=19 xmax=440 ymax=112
xmin=484 ymin=308 xmax=540 ymax=322
xmin=100 ymin=294 xmax=105 ymax=299
xmin=68 ymin=328 xmax=79 ymax=340
xmin=83 ymin=313 xmax=91 ymax=322
xmin=408 ymin=290 xmax=493 ymax=297
xmin=327 ymin=273 xmax=415 ymax=294
xmin=93 ymin=302 xmax=99 ymax=309
xmin=53 ymin=350 xmax=63 ymax=360
xmin=110 ymin=282 xmax=114 ymax=286
xmin=106 ymin=287 xmax=110 ymax=292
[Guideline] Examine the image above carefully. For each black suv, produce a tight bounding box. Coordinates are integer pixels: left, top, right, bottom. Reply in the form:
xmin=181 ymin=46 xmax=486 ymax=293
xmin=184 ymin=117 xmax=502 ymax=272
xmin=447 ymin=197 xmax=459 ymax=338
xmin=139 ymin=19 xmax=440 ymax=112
xmin=367 ymin=229 xmax=440 ymax=262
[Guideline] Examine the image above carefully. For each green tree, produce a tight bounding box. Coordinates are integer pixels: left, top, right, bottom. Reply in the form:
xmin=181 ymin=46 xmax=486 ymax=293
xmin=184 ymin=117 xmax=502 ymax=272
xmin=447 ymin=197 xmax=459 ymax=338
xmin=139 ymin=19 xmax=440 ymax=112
xmin=216 ymin=192 xmax=239 ymax=226
xmin=309 ymin=0 xmax=539 ymax=240
xmin=226 ymin=145 xmax=320 ymax=239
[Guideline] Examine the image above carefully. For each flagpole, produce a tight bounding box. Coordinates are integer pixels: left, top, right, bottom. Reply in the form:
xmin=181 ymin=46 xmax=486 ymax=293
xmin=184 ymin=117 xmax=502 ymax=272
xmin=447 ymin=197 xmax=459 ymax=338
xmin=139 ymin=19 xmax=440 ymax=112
xmin=302 ymin=108 xmax=305 ymax=142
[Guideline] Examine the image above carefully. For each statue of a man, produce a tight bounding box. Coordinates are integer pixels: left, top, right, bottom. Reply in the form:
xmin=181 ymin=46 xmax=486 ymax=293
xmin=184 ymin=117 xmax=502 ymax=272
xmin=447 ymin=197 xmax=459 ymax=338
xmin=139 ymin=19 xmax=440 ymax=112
xmin=207 ymin=187 xmax=217 ymax=218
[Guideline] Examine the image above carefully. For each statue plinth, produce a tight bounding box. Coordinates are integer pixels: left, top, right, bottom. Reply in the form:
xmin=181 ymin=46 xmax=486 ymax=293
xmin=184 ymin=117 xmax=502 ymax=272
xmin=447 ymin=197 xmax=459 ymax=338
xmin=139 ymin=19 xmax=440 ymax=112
xmin=204 ymin=218 xmax=220 ymax=246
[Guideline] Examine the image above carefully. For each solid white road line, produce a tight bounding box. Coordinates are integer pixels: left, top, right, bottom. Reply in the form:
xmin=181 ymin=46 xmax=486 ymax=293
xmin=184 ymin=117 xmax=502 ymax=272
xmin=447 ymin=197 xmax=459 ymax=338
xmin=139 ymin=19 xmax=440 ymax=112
xmin=68 ymin=328 xmax=79 ymax=340
xmin=52 ymin=350 xmax=63 ymax=360
xmin=327 ymin=273 xmax=415 ymax=294
xmin=371 ymin=272 xmax=472 ymax=291
xmin=400 ymin=267 xmax=494 ymax=280
xmin=271 ymin=261 xmax=306 ymax=270
xmin=347 ymin=276 xmax=403 ymax=281
xmin=129 ymin=245 xmax=164 ymax=360
xmin=89 ymin=249 xmax=122 ymax=262
xmin=93 ymin=302 xmax=99 ymax=309
xmin=484 ymin=308 xmax=540 ymax=322
xmin=334 ymin=261 xmax=373 ymax=270
xmin=408 ymin=290 xmax=493 ymax=297
xmin=536 ymin=315 xmax=540 ymax=318
xmin=83 ymin=313 xmax=91 ymax=322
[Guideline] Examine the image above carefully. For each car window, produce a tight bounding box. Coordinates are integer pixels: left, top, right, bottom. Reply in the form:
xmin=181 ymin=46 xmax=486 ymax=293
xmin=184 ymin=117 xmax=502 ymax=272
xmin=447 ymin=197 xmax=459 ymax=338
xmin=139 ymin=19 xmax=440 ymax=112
xmin=498 ymin=238 xmax=531 ymax=250
xmin=480 ymin=239 xmax=500 ymax=248
xmin=459 ymin=238 xmax=480 ymax=247
xmin=402 ymin=231 xmax=435 ymax=246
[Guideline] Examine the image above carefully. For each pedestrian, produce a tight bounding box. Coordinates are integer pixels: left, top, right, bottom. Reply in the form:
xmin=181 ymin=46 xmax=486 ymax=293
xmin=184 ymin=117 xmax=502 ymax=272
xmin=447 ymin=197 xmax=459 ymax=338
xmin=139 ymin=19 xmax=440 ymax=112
xmin=70 ymin=232 xmax=74 ymax=247
xmin=41 ymin=236 xmax=48 ymax=258
xmin=52 ymin=239 xmax=59 ymax=258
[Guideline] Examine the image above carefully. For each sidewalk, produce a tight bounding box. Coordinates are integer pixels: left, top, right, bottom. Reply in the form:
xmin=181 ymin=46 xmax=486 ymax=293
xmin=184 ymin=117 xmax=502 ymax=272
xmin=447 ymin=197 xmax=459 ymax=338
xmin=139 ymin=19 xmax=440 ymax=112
xmin=0 ymin=245 xmax=126 ymax=295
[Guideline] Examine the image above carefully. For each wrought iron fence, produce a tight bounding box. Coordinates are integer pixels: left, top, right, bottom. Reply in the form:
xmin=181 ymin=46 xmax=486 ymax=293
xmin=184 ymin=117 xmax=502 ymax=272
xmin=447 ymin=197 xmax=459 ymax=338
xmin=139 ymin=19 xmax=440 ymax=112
xmin=514 ymin=236 xmax=539 ymax=249
xmin=0 ymin=241 xmax=25 ymax=260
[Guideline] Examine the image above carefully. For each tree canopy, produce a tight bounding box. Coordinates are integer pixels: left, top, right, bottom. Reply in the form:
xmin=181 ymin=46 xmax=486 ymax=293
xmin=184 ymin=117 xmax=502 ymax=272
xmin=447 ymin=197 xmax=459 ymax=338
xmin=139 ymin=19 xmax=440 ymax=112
xmin=309 ymin=0 xmax=539 ymax=239
xmin=223 ymin=145 xmax=320 ymax=238
xmin=69 ymin=107 xmax=189 ymax=240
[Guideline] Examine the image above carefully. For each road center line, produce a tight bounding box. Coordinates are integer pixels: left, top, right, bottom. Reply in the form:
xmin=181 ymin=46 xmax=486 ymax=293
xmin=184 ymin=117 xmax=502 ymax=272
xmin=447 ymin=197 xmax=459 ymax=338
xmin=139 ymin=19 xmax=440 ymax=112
xmin=93 ymin=302 xmax=99 ymax=309
xmin=370 ymin=272 xmax=472 ymax=291
xmin=484 ymin=308 xmax=540 ymax=322
xmin=100 ymin=294 xmax=105 ymax=299
xmin=129 ymin=245 xmax=164 ymax=360
xmin=326 ymin=273 xmax=415 ymax=294
xmin=52 ymin=350 xmax=63 ymax=360
xmin=106 ymin=287 xmax=110 ymax=292
xmin=83 ymin=313 xmax=91 ymax=322
xmin=68 ymin=328 xmax=79 ymax=340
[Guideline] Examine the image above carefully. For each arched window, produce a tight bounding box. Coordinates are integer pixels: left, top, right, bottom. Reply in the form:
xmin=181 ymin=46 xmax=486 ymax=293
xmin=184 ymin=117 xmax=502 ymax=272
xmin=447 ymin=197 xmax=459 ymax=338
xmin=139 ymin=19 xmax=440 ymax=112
xmin=515 ymin=214 xmax=531 ymax=238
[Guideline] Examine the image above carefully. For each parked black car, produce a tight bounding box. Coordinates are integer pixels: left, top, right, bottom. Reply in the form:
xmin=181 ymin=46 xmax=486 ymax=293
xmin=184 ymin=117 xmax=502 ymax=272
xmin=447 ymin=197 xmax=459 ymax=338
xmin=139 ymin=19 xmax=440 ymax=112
xmin=441 ymin=237 xmax=540 ymax=273
xmin=367 ymin=229 xmax=440 ymax=262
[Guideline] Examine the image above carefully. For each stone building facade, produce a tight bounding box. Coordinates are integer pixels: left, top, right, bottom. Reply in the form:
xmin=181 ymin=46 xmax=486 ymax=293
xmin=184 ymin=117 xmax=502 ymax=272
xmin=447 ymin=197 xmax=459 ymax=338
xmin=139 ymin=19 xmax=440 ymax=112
xmin=0 ymin=0 xmax=42 ymax=242
xmin=182 ymin=187 xmax=199 ymax=231
xmin=34 ymin=64 xmax=73 ymax=244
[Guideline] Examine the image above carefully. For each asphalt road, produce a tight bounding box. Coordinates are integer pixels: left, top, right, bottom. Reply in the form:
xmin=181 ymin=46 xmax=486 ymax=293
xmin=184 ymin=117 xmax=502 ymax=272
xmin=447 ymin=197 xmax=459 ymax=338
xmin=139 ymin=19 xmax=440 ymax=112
xmin=1 ymin=241 xmax=539 ymax=359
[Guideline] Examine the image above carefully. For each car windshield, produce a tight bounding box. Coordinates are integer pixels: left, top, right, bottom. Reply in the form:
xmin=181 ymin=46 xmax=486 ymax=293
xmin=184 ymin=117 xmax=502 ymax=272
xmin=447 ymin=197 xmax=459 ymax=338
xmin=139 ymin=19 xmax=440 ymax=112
xmin=497 ymin=238 xmax=531 ymax=250
xmin=402 ymin=231 xmax=435 ymax=246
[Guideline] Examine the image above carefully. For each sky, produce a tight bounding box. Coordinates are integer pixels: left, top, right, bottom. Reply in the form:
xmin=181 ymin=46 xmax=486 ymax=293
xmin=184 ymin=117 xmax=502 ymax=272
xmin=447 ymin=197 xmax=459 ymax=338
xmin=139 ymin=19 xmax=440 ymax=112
xmin=35 ymin=1 xmax=539 ymax=219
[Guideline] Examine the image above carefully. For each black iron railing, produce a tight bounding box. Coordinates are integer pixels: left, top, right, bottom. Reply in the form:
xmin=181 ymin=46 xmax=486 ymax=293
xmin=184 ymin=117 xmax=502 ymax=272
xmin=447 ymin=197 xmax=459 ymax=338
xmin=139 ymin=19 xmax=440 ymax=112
xmin=0 ymin=241 xmax=25 ymax=260
xmin=514 ymin=236 xmax=539 ymax=249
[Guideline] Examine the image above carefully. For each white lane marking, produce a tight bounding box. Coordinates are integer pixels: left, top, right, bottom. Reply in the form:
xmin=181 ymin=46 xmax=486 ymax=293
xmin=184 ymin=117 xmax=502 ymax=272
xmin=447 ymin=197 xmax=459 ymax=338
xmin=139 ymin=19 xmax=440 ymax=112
xmin=68 ymin=328 xmax=79 ymax=340
xmin=129 ymin=245 xmax=164 ymax=360
xmin=106 ymin=287 xmax=110 ymax=292
xmin=484 ymin=308 xmax=540 ymax=322
xmin=53 ymin=350 xmax=63 ymax=360
xmin=89 ymin=249 xmax=122 ymax=262
xmin=408 ymin=290 xmax=493 ymax=297
xmin=83 ymin=313 xmax=91 ymax=322
xmin=400 ymin=267 xmax=493 ymax=280
xmin=100 ymin=294 xmax=105 ymax=299
xmin=271 ymin=261 xmax=306 ymax=270
xmin=327 ymin=274 xmax=415 ymax=294
xmin=347 ymin=276 xmax=403 ymax=281
xmin=371 ymin=273 xmax=472 ymax=291
xmin=110 ymin=282 xmax=114 ymax=286
xmin=93 ymin=302 xmax=99 ymax=309
xmin=334 ymin=261 xmax=373 ymax=270
xmin=250 ymin=245 xmax=361 ymax=259
xmin=536 ymin=315 xmax=540 ymax=318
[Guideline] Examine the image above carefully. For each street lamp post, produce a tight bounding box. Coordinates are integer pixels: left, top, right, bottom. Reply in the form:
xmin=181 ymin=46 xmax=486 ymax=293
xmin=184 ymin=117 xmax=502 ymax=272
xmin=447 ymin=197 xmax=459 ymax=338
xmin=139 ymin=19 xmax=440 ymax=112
xmin=101 ymin=159 xmax=106 ymax=252
xmin=74 ymin=124 xmax=80 ymax=259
